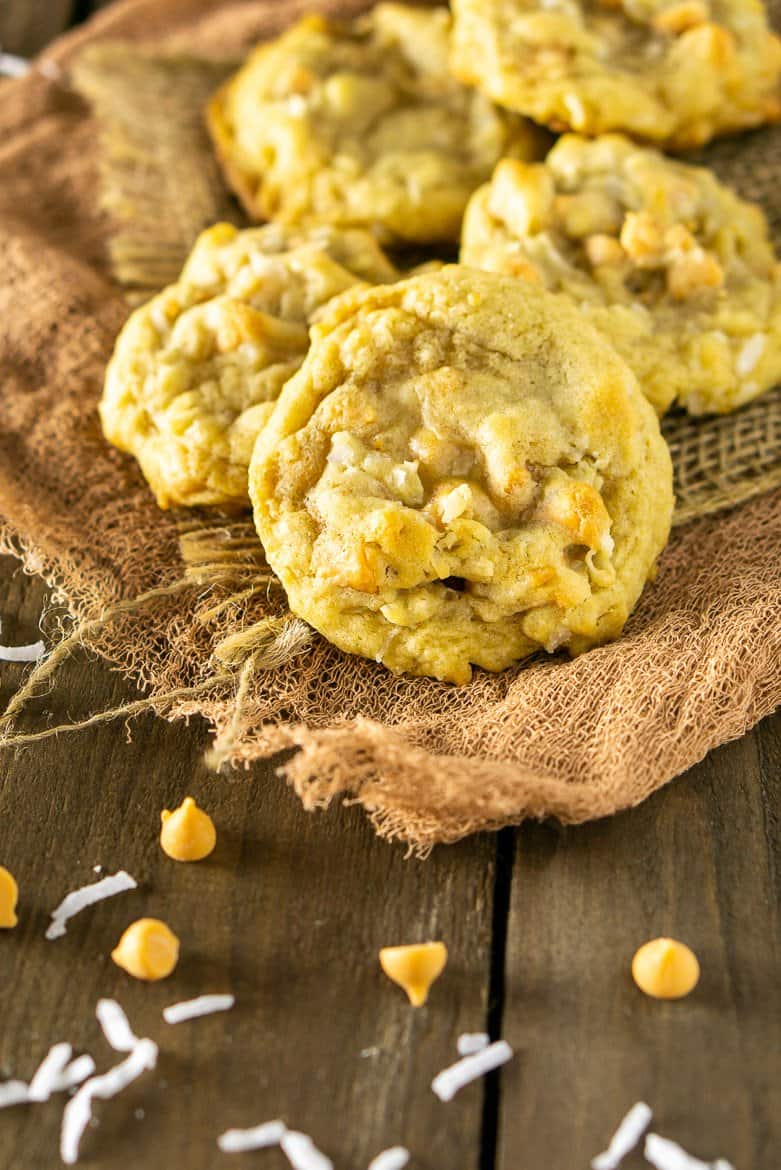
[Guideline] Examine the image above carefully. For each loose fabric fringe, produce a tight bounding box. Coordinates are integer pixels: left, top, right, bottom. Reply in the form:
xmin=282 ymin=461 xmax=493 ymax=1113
xmin=0 ymin=525 xmax=310 ymax=763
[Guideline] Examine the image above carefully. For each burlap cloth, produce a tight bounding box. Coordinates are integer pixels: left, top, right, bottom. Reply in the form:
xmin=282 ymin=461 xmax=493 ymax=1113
xmin=0 ymin=0 xmax=779 ymax=851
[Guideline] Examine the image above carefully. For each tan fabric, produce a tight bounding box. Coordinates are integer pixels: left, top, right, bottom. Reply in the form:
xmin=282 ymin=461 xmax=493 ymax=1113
xmin=0 ymin=0 xmax=779 ymax=851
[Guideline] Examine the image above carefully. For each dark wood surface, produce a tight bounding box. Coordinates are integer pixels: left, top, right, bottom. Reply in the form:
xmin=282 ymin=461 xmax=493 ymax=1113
xmin=0 ymin=2 xmax=75 ymax=58
xmin=0 ymin=5 xmax=779 ymax=1170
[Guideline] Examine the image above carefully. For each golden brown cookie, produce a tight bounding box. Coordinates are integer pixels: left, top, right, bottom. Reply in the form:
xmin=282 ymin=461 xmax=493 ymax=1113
xmin=450 ymin=0 xmax=781 ymax=149
xmin=100 ymin=222 xmax=398 ymax=509
xmin=206 ymin=4 xmax=540 ymax=245
xmin=250 ymin=266 xmax=673 ymax=684
xmin=461 ymin=135 xmax=781 ymax=415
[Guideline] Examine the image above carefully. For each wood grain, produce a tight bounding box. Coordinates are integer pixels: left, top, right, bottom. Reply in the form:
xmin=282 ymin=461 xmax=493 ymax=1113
xmin=0 ymin=1 xmax=75 ymax=57
xmin=497 ymin=721 xmax=781 ymax=1170
xmin=0 ymin=558 xmax=495 ymax=1170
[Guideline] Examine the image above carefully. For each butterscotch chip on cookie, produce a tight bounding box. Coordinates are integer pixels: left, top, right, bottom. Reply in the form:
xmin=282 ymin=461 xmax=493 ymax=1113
xmin=100 ymin=222 xmax=398 ymax=509
xmin=450 ymin=0 xmax=781 ymax=149
xmin=249 ymin=267 xmax=672 ymax=684
xmin=461 ymin=135 xmax=781 ymax=415
xmin=206 ymin=4 xmax=540 ymax=245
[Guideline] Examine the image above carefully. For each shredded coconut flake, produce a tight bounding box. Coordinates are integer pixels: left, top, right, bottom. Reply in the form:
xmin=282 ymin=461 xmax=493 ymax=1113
xmin=218 ymin=1120 xmax=287 ymax=1153
xmin=0 ymin=616 xmax=45 ymax=661
xmin=0 ymin=639 xmax=45 ymax=661
xmin=644 ymin=1133 xmax=735 ymax=1170
xmin=0 ymin=1080 xmax=29 ymax=1109
xmin=150 ymin=302 xmax=170 ymax=333
xmin=280 ymin=1130 xmax=334 ymax=1170
xmin=0 ymin=1046 xmax=95 ymax=1110
xmin=163 ymin=994 xmax=235 ymax=1024
xmin=97 ymin=1000 xmax=139 ymax=1053
xmin=735 ymin=333 xmax=765 ymax=377
xmin=431 ymin=1040 xmax=513 ymax=1102
xmin=56 ymin=1056 xmax=96 ymax=1092
xmin=238 ymin=342 xmax=263 ymax=364
xmin=287 ymin=94 xmax=307 ymax=115
xmin=46 ymin=870 xmax=137 ymax=940
xmin=60 ymin=1038 xmax=158 ymax=1165
xmin=563 ymin=92 xmax=587 ymax=127
xmin=456 ymin=1032 xmax=490 ymax=1057
xmin=0 ymin=51 xmax=30 ymax=78
xmin=28 ymin=1044 xmax=74 ymax=1102
xmin=592 ymin=1102 xmax=653 ymax=1170
xmin=368 ymin=1147 xmax=410 ymax=1170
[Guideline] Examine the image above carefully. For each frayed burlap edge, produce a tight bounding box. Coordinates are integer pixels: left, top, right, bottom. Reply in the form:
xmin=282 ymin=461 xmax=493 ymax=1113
xmin=0 ymin=0 xmax=779 ymax=855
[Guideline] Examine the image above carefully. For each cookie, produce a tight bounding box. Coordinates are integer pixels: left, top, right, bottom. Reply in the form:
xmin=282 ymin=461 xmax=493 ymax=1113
xmin=100 ymin=221 xmax=398 ymax=509
xmin=206 ymin=4 xmax=540 ymax=246
xmin=461 ymin=135 xmax=781 ymax=415
xmin=450 ymin=0 xmax=781 ymax=149
xmin=249 ymin=266 xmax=673 ymax=684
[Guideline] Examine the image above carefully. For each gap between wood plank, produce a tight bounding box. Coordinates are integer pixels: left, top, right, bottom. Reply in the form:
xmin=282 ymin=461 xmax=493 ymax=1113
xmin=70 ymin=0 xmax=100 ymax=27
xmin=479 ymin=826 xmax=516 ymax=1170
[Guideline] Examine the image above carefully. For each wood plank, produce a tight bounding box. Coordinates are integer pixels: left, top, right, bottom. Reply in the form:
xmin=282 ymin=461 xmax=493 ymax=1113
xmin=497 ymin=713 xmax=781 ymax=1170
xmin=0 ymin=2 xmax=75 ymax=57
xmin=0 ymin=559 xmax=496 ymax=1169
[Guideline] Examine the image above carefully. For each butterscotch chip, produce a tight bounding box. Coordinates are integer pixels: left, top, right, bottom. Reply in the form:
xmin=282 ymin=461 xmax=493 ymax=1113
xmin=450 ymin=0 xmax=781 ymax=149
xmin=100 ymin=222 xmax=398 ymax=509
xmin=632 ymin=937 xmax=700 ymax=998
xmin=0 ymin=866 xmax=18 ymax=929
xmin=249 ymin=267 xmax=672 ymax=684
xmin=379 ymin=942 xmax=448 ymax=1007
xmin=206 ymin=5 xmax=540 ymax=245
xmin=160 ymin=796 xmax=216 ymax=862
xmin=111 ymin=918 xmax=180 ymax=982
xmin=461 ymin=136 xmax=781 ymax=415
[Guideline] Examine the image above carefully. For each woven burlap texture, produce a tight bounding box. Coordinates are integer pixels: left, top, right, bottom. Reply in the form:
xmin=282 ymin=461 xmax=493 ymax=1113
xmin=0 ymin=0 xmax=779 ymax=850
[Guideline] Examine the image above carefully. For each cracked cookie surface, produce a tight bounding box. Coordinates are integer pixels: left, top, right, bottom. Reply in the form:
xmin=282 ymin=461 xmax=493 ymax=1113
xmin=461 ymin=135 xmax=781 ymax=415
xmin=249 ymin=266 xmax=673 ymax=684
xmin=207 ymin=4 xmax=540 ymax=246
xmin=450 ymin=0 xmax=781 ymax=149
xmin=100 ymin=222 xmax=398 ymax=509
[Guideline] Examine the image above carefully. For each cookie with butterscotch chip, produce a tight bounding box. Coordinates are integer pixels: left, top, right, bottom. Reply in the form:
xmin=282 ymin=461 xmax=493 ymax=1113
xmin=450 ymin=0 xmax=781 ymax=149
xmin=100 ymin=222 xmax=398 ymax=509
xmin=206 ymin=4 xmax=540 ymax=246
xmin=249 ymin=266 xmax=672 ymax=684
xmin=461 ymin=135 xmax=781 ymax=415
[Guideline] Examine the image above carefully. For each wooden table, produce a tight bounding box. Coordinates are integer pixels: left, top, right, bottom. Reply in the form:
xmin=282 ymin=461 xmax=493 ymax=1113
xmin=0 ymin=5 xmax=779 ymax=1169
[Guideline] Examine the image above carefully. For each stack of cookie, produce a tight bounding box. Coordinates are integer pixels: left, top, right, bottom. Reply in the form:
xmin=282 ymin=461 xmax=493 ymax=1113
xmin=101 ymin=1 xmax=781 ymax=684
